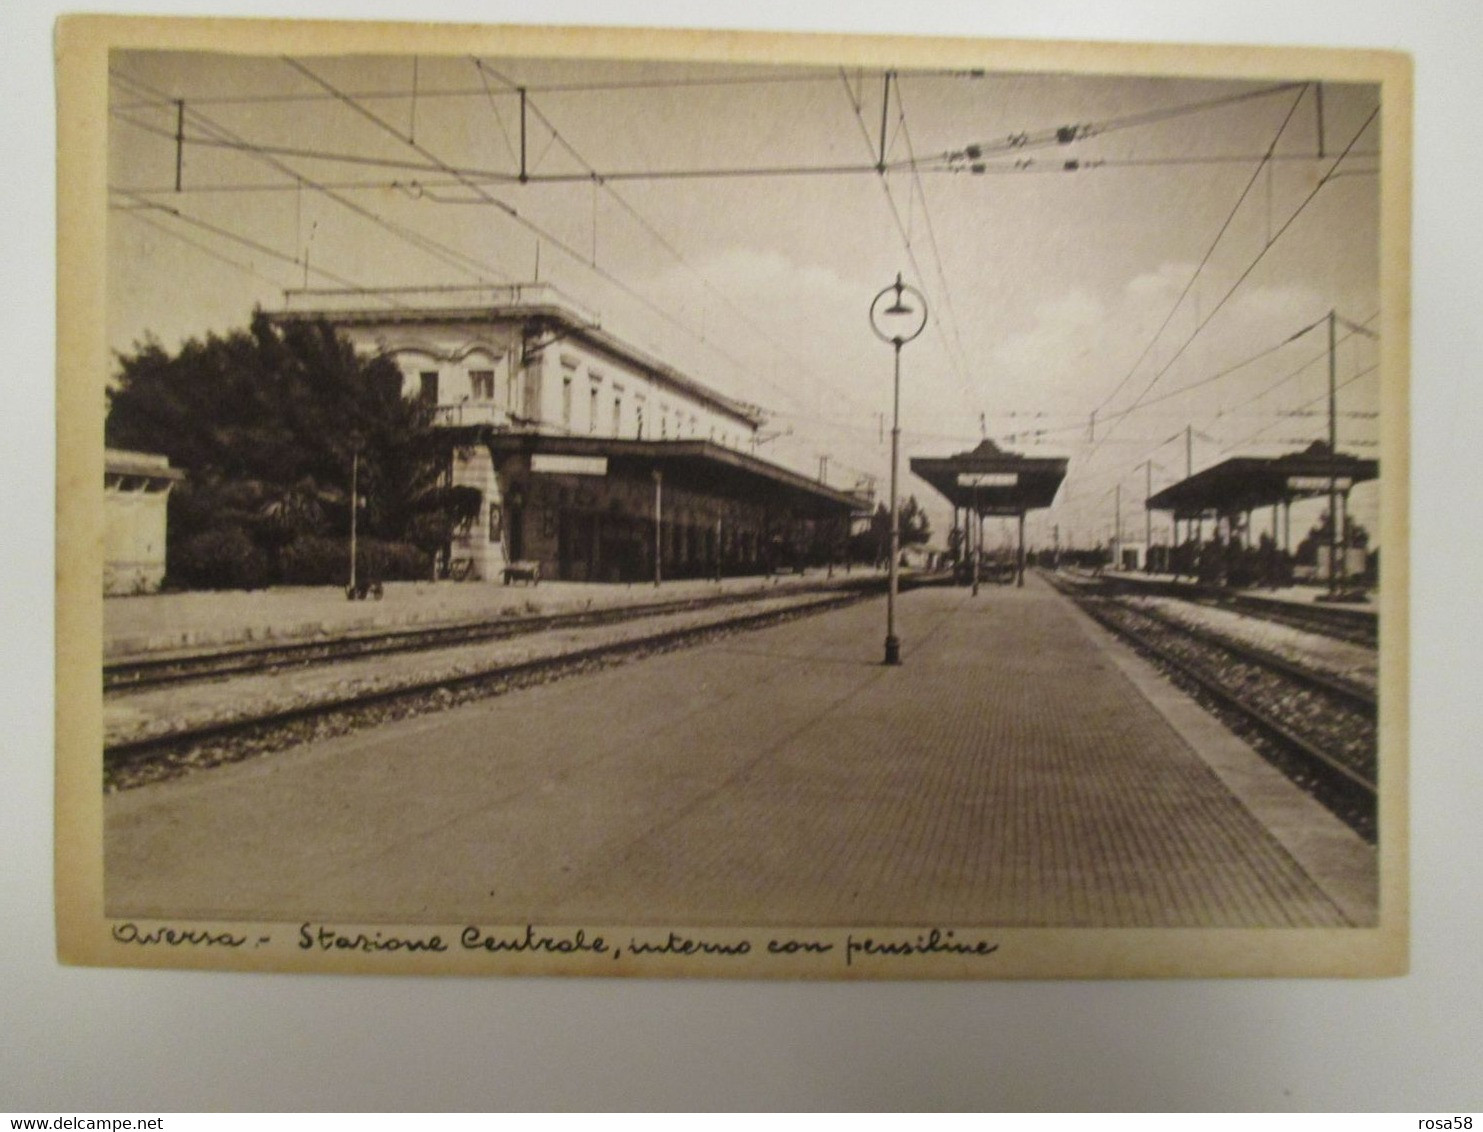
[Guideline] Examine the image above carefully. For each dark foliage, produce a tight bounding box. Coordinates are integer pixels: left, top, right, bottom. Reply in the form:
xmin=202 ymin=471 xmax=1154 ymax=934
xmin=170 ymin=527 xmax=272 ymax=591
xmin=108 ymin=309 xmax=473 ymax=589
xmin=277 ymin=536 xmax=432 ymax=586
xmin=848 ymin=496 xmax=932 ymax=563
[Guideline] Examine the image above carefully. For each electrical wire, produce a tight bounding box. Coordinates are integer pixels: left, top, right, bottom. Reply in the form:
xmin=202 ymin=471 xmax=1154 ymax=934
xmin=1088 ymin=104 xmax=1380 ymax=448
xmin=839 ymin=70 xmax=984 ymax=428
xmin=112 ymin=192 xmax=393 ymax=299
xmin=283 ymin=56 xmax=858 ymax=445
xmin=111 ymin=69 xmax=512 ymax=286
xmin=1088 ymin=85 xmax=1311 ymax=423
xmin=119 ymin=206 xmax=289 ymax=292
xmin=470 ymin=58 xmax=877 ymax=417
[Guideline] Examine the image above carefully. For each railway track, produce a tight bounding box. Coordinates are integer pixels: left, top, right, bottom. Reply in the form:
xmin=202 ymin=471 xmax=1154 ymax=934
xmin=1094 ymin=572 xmax=1378 ymax=648
xmin=105 ymin=574 xmax=883 ymax=693
xmin=104 ymin=584 xmax=879 ymax=791
xmin=1047 ymin=572 xmax=1377 ymax=841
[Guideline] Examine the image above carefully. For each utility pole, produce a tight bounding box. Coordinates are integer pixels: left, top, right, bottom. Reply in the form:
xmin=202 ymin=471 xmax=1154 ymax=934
xmin=877 ymin=71 xmax=892 ymax=174
xmin=518 ymin=87 xmax=529 ymax=183
xmin=174 ymin=100 xmax=185 ymax=192
xmin=971 ymin=482 xmax=980 ymax=596
xmin=653 ymin=468 xmax=663 ymax=588
xmin=1328 ymin=308 xmax=1341 ymax=593
xmin=1144 ymin=459 xmax=1153 ymax=572
xmin=348 ymin=448 xmax=358 ymax=596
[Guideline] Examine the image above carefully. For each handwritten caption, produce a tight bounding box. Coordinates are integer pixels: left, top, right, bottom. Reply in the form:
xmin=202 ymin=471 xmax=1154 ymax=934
xmin=111 ymin=921 xmax=999 ymax=968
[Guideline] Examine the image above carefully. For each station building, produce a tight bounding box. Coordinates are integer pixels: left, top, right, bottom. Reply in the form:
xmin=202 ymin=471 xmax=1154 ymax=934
xmin=276 ymin=285 xmax=863 ymax=583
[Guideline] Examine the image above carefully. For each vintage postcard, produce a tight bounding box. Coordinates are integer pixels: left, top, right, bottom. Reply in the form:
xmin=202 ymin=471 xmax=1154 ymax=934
xmin=57 ymin=16 xmax=1410 ymax=977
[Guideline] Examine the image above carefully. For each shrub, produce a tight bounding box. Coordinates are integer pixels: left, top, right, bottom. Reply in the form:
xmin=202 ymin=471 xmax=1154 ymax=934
xmin=278 ymin=536 xmax=432 ymax=586
xmin=169 ymin=527 xmax=272 ymax=591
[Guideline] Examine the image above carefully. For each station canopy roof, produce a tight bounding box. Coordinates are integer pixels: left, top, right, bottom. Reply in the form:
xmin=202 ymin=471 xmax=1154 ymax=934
xmin=1145 ymin=442 xmax=1379 ymax=518
xmin=481 ymin=432 xmax=869 ymax=518
xmin=909 ymin=439 xmax=1069 ymax=516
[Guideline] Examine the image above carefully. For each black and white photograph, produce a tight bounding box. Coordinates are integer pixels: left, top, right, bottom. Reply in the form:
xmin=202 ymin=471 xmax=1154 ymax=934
xmin=57 ymin=18 xmax=1408 ymax=978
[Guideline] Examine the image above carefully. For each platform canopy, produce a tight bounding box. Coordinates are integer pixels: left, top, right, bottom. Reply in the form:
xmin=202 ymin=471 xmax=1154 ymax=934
xmin=482 ymin=432 xmax=869 ymax=518
xmin=1145 ymin=442 xmax=1379 ymax=519
xmin=910 ymin=439 xmax=1069 ymax=516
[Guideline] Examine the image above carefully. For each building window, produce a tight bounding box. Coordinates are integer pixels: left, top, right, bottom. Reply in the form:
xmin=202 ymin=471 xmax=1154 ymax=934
xmin=561 ymin=373 xmax=574 ymax=430
xmin=589 ymin=383 xmax=600 ymax=433
xmin=419 ymin=371 xmax=439 ymax=404
xmin=488 ymin=503 xmax=503 ymax=544
xmin=660 ymin=405 xmax=669 ymax=439
xmin=636 ymin=403 xmax=645 ymax=439
xmin=469 ymin=369 xmax=494 ymax=401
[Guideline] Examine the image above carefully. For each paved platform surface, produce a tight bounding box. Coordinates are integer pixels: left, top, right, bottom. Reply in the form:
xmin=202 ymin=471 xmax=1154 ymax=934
xmin=104 ymin=569 xmax=874 ymax=658
xmin=105 ymin=576 xmax=1376 ymax=928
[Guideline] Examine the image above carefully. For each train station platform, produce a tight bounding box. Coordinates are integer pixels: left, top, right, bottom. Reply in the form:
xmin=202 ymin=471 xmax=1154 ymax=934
xmin=103 ymin=568 xmax=877 ymax=659
xmin=104 ymin=574 xmax=1377 ymax=930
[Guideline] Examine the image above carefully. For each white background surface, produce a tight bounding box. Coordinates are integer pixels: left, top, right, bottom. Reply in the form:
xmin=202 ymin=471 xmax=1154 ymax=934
xmin=6 ymin=0 xmax=1480 ymax=1111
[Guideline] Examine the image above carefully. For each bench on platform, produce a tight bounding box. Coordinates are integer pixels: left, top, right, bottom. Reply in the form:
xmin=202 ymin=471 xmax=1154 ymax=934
xmin=502 ymin=560 xmax=541 ymax=585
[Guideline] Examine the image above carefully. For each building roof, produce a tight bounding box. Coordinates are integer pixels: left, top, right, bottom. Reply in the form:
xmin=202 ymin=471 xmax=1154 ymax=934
xmin=1145 ymin=442 xmax=1380 ymax=517
xmin=273 ymin=284 xmax=764 ymax=430
xmin=910 ymin=439 xmax=1069 ymax=515
xmin=104 ymin=448 xmax=184 ymax=482
xmin=480 ymin=432 xmax=867 ymax=517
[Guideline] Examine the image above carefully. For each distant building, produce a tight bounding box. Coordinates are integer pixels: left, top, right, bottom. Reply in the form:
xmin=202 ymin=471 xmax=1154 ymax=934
xmin=277 ymin=285 xmax=861 ymax=582
xmin=104 ymin=449 xmax=183 ymax=594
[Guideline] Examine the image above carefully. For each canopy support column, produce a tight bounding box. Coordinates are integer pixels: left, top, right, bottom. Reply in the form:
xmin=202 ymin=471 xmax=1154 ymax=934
xmin=1017 ymin=509 xmax=1026 ymax=587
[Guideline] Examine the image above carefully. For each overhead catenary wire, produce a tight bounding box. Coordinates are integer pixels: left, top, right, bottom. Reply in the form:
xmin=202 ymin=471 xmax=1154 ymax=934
xmin=119 ymin=206 xmax=291 ymax=293
xmin=1054 ymin=313 xmax=1379 ymax=521
xmin=111 ymin=69 xmax=513 ymax=287
xmin=1216 ymin=363 xmax=1380 ymax=454
xmin=113 ymin=192 xmax=399 ymax=300
xmin=469 ymin=58 xmax=877 ymax=418
xmin=279 ymin=57 xmax=813 ymax=419
xmin=838 ymin=70 xmax=985 ymax=428
xmin=895 ymin=78 xmax=983 ymax=426
xmin=1087 ymin=85 xmax=1312 ymax=424
xmin=1084 ymin=103 xmax=1380 ymax=455
xmin=111 ymin=66 xmax=973 ymax=112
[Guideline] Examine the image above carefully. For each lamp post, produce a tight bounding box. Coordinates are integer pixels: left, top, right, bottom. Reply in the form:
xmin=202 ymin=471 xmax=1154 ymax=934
xmin=869 ymin=273 xmax=928 ymax=666
xmin=346 ymin=431 xmax=364 ymax=600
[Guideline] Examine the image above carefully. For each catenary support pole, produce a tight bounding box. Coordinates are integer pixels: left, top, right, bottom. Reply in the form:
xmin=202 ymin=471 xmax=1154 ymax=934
xmin=653 ymin=468 xmax=663 ymax=587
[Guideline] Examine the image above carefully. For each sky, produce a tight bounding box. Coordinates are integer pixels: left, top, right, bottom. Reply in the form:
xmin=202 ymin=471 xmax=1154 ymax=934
xmin=107 ymin=49 xmax=1384 ymax=552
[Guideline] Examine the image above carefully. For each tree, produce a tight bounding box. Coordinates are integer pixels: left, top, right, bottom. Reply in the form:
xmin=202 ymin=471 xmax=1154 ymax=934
xmin=898 ymin=495 xmax=931 ymax=547
xmin=847 ymin=495 xmax=932 ymax=565
xmin=1294 ymin=508 xmax=1370 ymax=566
xmin=106 ymin=309 xmax=470 ymax=587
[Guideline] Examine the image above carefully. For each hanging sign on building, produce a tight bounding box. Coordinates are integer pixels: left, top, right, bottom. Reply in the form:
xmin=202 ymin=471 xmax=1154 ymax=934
xmin=532 ymin=454 xmax=609 ymax=476
xmin=957 ymin=472 xmax=1019 ymax=488
xmin=1287 ymin=475 xmax=1354 ymax=493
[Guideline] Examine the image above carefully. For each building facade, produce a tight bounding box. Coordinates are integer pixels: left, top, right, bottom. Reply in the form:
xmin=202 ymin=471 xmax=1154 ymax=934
xmin=278 ymin=286 xmax=859 ymax=583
